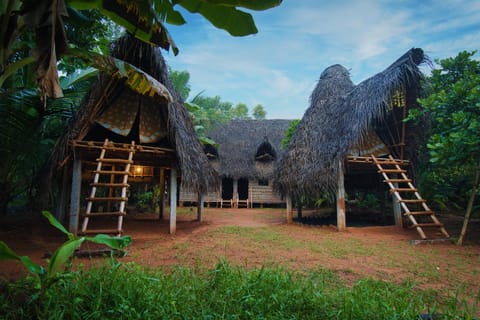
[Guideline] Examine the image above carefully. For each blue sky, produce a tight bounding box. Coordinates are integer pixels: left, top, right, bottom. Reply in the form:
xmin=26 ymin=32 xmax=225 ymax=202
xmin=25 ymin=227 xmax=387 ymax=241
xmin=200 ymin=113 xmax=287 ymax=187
xmin=164 ymin=0 xmax=480 ymax=119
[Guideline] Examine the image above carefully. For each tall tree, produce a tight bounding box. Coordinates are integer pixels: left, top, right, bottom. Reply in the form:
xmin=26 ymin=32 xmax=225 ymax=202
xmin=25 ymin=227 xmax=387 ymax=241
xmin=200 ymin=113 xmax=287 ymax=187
xmin=414 ymin=50 xmax=480 ymax=245
xmin=168 ymin=67 xmax=191 ymax=101
xmin=252 ymin=104 xmax=267 ymax=119
xmin=231 ymin=103 xmax=250 ymax=119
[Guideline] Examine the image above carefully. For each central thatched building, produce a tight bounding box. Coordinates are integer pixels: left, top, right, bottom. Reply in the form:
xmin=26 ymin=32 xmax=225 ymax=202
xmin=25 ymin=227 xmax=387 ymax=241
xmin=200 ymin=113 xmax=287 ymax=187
xmin=180 ymin=119 xmax=291 ymax=207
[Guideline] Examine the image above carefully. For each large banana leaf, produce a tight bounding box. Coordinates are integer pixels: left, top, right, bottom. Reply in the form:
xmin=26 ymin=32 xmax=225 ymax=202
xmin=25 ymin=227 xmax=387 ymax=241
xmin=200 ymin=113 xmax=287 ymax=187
xmin=67 ymin=0 xmax=179 ymax=54
xmin=70 ymin=48 xmax=173 ymax=103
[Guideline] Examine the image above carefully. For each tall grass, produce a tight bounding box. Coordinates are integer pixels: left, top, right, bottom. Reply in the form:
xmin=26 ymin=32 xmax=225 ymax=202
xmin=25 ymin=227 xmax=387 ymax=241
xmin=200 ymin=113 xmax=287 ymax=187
xmin=1 ymin=260 xmax=477 ymax=319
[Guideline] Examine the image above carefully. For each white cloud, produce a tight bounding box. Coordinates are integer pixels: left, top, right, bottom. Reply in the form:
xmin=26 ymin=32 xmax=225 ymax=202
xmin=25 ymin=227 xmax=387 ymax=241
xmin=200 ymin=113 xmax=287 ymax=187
xmin=165 ymin=0 xmax=480 ymax=119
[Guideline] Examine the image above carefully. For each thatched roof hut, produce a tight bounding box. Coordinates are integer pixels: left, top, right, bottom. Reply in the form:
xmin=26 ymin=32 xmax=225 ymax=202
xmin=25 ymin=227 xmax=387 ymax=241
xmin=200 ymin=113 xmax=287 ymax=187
xmin=51 ymin=34 xmax=218 ymax=234
xmin=274 ymin=48 xmax=427 ymax=199
xmin=207 ymin=119 xmax=291 ymax=180
xmin=51 ymin=34 xmax=217 ymax=192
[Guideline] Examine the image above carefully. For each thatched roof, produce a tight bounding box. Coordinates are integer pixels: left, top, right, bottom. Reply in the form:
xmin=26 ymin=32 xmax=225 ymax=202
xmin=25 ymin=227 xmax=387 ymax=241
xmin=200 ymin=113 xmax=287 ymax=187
xmin=274 ymin=48 xmax=428 ymax=197
xmin=50 ymin=34 xmax=218 ymax=193
xmin=207 ymin=119 xmax=291 ymax=180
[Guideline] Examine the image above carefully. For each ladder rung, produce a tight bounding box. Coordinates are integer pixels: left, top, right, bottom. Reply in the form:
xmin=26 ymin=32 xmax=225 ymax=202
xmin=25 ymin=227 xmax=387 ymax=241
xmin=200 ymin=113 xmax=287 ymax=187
xmin=90 ymin=183 xmax=130 ymax=188
xmin=410 ymin=223 xmax=444 ymax=228
xmin=83 ymin=211 xmax=127 ymax=217
xmin=80 ymin=229 xmax=123 ymax=235
xmin=378 ymin=169 xmax=406 ymax=173
xmin=86 ymin=197 xmax=128 ymax=202
xmin=399 ymin=199 xmax=426 ymax=203
xmin=375 ymin=161 xmax=407 ymax=166
xmin=97 ymin=158 xmax=133 ymax=164
xmin=384 ymin=179 xmax=412 ymax=183
xmin=93 ymin=170 xmax=131 ymax=175
xmin=404 ymin=210 xmax=434 ymax=216
xmin=390 ymin=188 xmax=418 ymax=193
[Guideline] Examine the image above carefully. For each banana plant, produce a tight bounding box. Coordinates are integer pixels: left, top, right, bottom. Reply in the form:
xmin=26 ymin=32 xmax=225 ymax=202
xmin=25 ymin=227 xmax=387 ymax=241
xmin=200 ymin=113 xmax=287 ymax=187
xmin=0 ymin=211 xmax=131 ymax=293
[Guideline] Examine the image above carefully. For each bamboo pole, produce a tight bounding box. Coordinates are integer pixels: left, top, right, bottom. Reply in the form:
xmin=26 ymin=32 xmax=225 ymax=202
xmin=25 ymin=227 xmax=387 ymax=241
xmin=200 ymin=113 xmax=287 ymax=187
xmin=336 ymin=161 xmax=346 ymax=231
xmin=169 ymin=168 xmax=177 ymax=234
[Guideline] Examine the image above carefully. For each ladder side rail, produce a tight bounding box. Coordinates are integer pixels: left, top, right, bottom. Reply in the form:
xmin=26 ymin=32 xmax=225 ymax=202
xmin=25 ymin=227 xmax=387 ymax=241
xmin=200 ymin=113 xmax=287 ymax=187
xmin=82 ymin=139 xmax=109 ymax=233
xmin=116 ymin=141 xmax=135 ymax=236
xmin=373 ymin=155 xmax=426 ymax=239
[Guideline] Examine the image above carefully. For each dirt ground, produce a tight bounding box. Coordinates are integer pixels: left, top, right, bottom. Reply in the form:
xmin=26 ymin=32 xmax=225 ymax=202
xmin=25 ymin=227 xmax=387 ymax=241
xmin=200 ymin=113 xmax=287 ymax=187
xmin=1 ymin=208 xmax=479 ymax=301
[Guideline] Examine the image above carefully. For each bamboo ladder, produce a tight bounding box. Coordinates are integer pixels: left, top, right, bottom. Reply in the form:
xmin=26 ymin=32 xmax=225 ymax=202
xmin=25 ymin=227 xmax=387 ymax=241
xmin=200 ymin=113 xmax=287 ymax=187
xmin=80 ymin=139 xmax=135 ymax=236
xmin=371 ymin=154 xmax=450 ymax=240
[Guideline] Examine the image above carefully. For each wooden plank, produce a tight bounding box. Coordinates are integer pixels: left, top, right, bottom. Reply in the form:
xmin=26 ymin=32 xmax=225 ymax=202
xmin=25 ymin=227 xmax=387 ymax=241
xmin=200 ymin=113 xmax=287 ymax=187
xmin=69 ymin=159 xmax=82 ymax=235
xmin=86 ymin=197 xmax=128 ymax=201
xmin=404 ymin=210 xmax=434 ymax=216
xmin=96 ymin=158 xmax=133 ymax=164
xmin=79 ymin=229 xmax=122 ymax=235
xmin=384 ymin=178 xmax=411 ymax=183
xmin=93 ymin=170 xmax=131 ymax=175
xmin=399 ymin=199 xmax=426 ymax=203
xmin=378 ymin=169 xmax=406 ymax=173
xmin=83 ymin=211 xmax=126 ymax=217
xmin=390 ymin=188 xmax=418 ymax=193
xmin=91 ymin=182 xmax=130 ymax=188
xmin=410 ymin=223 xmax=444 ymax=228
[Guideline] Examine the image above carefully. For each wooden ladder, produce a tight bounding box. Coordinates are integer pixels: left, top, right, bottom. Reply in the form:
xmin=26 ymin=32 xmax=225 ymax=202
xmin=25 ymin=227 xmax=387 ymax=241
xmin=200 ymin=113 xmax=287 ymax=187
xmin=371 ymin=154 xmax=450 ymax=240
xmin=80 ymin=139 xmax=135 ymax=236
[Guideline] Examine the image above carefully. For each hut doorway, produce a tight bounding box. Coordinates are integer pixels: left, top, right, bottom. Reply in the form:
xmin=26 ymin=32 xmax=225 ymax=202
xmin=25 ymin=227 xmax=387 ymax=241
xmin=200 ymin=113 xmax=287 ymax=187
xmin=222 ymin=178 xmax=233 ymax=200
xmin=238 ymin=178 xmax=249 ymax=200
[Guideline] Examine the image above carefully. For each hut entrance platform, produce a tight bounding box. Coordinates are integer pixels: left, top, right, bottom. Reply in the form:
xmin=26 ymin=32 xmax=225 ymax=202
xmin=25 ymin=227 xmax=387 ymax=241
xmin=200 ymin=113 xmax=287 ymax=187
xmin=65 ymin=140 xmax=180 ymax=237
xmin=72 ymin=140 xmax=176 ymax=166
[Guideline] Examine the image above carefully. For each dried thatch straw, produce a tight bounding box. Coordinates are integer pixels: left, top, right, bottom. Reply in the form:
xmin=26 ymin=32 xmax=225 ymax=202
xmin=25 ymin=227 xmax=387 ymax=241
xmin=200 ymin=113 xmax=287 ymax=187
xmin=207 ymin=119 xmax=291 ymax=180
xmin=50 ymin=34 xmax=218 ymax=193
xmin=274 ymin=48 xmax=428 ymax=198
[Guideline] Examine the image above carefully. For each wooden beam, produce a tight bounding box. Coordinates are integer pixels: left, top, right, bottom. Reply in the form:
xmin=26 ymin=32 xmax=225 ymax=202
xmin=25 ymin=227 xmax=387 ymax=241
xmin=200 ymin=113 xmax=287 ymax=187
xmin=197 ymin=193 xmax=204 ymax=222
xmin=286 ymin=194 xmax=293 ymax=224
xmin=169 ymin=168 xmax=177 ymax=234
xmin=336 ymin=161 xmax=346 ymax=231
xmin=69 ymin=159 xmax=82 ymax=235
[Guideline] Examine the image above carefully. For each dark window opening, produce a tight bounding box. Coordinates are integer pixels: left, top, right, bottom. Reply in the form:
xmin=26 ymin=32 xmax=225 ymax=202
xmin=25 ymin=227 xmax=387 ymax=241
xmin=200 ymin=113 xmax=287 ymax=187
xmin=258 ymin=179 xmax=269 ymax=186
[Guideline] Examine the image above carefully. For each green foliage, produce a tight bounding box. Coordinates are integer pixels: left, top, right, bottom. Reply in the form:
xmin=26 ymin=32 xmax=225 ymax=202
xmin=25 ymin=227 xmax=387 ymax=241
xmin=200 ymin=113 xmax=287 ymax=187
xmin=0 ymin=211 xmax=131 ymax=296
xmin=252 ymin=104 xmax=267 ymax=119
xmin=168 ymin=67 xmax=191 ymax=101
xmin=407 ymin=51 xmax=480 ymax=213
xmin=231 ymin=102 xmax=251 ymax=119
xmin=0 ymin=260 xmax=475 ymax=319
xmin=282 ymin=119 xmax=300 ymax=149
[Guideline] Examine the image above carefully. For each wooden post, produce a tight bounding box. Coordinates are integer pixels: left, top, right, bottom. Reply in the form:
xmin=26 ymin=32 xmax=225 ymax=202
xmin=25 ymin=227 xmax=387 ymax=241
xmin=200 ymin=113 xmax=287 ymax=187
xmin=286 ymin=194 xmax=293 ymax=224
xmin=197 ymin=193 xmax=204 ymax=222
xmin=55 ymin=164 xmax=70 ymax=223
xmin=392 ymin=181 xmax=403 ymax=227
xmin=169 ymin=168 xmax=177 ymax=234
xmin=232 ymin=178 xmax=238 ymax=208
xmin=336 ymin=161 xmax=346 ymax=231
xmin=69 ymin=159 xmax=82 ymax=235
xmin=158 ymin=167 xmax=165 ymax=220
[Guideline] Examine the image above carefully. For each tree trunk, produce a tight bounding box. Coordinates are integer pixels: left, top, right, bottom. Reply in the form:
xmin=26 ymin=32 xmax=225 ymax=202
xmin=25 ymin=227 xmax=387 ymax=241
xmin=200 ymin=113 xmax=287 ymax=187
xmin=457 ymin=157 xmax=480 ymax=246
